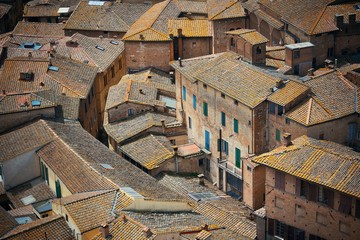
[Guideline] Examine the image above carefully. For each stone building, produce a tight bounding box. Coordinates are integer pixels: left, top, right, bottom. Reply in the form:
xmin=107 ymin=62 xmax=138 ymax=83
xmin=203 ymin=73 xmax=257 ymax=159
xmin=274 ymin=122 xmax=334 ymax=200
xmin=171 ymin=51 xmax=285 ymax=210
xmin=64 ymin=1 xmax=150 ymax=38
xmin=122 ymin=0 xmax=207 ymax=72
xmin=253 ymin=136 xmax=360 ymax=240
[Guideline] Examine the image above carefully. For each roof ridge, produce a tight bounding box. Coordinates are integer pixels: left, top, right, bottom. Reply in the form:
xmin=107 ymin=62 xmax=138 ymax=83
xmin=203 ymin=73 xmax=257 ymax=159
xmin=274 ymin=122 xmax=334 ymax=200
xmin=209 ymin=1 xmax=238 ymax=20
xmin=62 ymin=190 xmax=115 ymax=206
xmin=309 ymin=4 xmax=329 ymax=35
xmin=124 ymin=80 xmax=132 ymax=102
xmin=45 ymin=74 xmax=84 ymax=98
xmin=30 ymin=92 xmax=56 ymax=105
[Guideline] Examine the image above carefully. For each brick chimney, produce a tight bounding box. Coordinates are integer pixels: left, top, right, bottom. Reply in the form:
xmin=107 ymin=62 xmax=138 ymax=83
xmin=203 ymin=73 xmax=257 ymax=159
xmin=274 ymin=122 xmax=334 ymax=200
xmin=282 ymin=133 xmax=292 ymax=147
xmin=143 ymin=227 xmax=153 ymax=238
xmin=198 ymin=174 xmax=205 ymax=186
xmin=100 ymin=222 xmax=110 ymax=239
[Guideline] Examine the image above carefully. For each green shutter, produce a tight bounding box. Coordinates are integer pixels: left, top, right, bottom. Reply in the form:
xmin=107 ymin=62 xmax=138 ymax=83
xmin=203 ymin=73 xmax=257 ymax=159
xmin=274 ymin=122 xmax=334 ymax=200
xmin=217 ymin=139 xmax=221 ymax=152
xmin=235 ymin=148 xmax=241 ymax=168
xmin=40 ymin=162 xmax=45 ymax=180
xmin=234 ymin=118 xmax=238 ymax=133
xmin=221 ymin=112 xmax=226 ymax=126
xmin=55 ymin=180 xmax=62 ymax=198
xmin=45 ymin=166 xmax=49 ymax=183
xmin=193 ymin=95 xmax=197 ymax=110
xmin=203 ymin=102 xmax=208 ymax=116
xmin=276 ymin=129 xmax=281 ymax=141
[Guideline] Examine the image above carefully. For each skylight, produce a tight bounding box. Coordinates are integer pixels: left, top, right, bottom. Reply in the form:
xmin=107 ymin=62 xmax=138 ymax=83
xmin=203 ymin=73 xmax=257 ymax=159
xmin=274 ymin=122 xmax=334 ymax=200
xmin=95 ymin=45 xmax=105 ymax=51
xmin=110 ymin=40 xmax=119 ymax=45
xmin=21 ymin=195 xmax=36 ymax=205
xmin=89 ymin=1 xmax=105 ymax=6
xmin=100 ymin=163 xmax=114 ymax=169
xmin=31 ymin=100 xmax=41 ymax=107
xmin=120 ymin=187 xmax=144 ymax=199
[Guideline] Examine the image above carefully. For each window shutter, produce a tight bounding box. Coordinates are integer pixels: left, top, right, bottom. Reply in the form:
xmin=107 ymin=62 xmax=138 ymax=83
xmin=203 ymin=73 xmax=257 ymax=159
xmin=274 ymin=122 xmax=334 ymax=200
xmin=217 ymin=139 xmax=221 ymax=152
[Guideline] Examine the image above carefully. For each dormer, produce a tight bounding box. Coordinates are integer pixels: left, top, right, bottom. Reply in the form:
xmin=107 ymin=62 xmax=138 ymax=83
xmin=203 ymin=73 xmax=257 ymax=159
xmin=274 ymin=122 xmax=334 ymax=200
xmin=20 ymin=71 xmax=34 ymax=81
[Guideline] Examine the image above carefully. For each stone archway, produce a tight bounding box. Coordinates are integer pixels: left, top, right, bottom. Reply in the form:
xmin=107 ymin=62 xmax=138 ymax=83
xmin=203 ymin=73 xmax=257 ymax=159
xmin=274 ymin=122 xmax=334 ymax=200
xmin=271 ymin=28 xmax=283 ymax=46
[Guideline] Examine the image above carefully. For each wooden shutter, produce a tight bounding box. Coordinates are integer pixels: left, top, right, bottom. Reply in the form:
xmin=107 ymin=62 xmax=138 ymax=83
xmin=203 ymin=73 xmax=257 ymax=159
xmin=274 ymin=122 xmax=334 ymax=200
xmin=295 ymin=178 xmax=301 ymax=196
xmin=327 ymin=189 xmax=334 ymax=208
xmin=275 ymin=171 xmax=285 ymax=191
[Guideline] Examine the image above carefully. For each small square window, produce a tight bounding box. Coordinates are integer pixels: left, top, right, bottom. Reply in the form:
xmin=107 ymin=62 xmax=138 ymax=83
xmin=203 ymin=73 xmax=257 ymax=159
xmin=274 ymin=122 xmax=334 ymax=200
xmin=285 ymin=118 xmax=290 ymax=124
xmin=188 ymin=117 xmax=192 ymax=129
xmin=247 ymin=165 xmax=252 ymax=172
xmin=234 ymin=100 xmax=238 ymax=105
xmin=278 ymin=105 xmax=284 ymax=116
xmin=294 ymin=50 xmax=300 ymax=59
xmin=203 ymin=84 xmax=207 ymax=89
xmin=221 ymin=93 xmax=225 ymax=99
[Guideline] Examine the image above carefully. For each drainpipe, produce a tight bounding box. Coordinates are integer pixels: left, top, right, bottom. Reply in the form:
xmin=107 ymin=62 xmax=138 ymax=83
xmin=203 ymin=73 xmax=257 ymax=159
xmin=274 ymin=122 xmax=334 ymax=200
xmin=219 ymin=128 xmax=222 ymax=161
xmin=174 ymin=146 xmax=179 ymax=173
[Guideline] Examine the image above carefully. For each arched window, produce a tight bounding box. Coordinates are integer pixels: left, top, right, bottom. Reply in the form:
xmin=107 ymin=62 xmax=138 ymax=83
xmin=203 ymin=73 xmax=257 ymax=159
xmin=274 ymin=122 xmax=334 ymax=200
xmin=230 ymin=37 xmax=235 ymax=47
xmin=256 ymin=46 xmax=262 ymax=54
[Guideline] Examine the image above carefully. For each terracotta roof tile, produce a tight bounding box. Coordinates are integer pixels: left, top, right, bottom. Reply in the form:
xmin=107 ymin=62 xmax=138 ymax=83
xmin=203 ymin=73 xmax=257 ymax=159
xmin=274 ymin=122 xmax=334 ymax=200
xmin=92 ymin=214 xmax=156 ymax=240
xmin=0 ymin=92 xmax=56 ymax=115
xmin=268 ymin=80 xmax=309 ymax=106
xmin=64 ymin=1 xmax=150 ymax=33
xmin=54 ymin=190 xmax=117 ymax=233
xmin=193 ymin=230 xmax=212 ymax=240
xmin=7 ymin=205 xmax=35 ymax=218
xmin=285 ymin=71 xmax=357 ymax=126
xmin=120 ymin=135 xmax=174 ymax=170
xmin=23 ymin=0 xmax=80 ymax=18
xmin=226 ymin=29 xmax=269 ymax=45
xmin=0 ymin=3 xmax=11 ymax=19
xmin=12 ymin=22 xmax=65 ymax=37
xmin=171 ymin=52 xmax=279 ymax=108
xmin=0 ymin=120 xmax=54 ymax=162
xmin=254 ymin=9 xmax=283 ymax=30
xmin=207 ymin=0 xmax=246 ymax=20
xmin=104 ymin=112 xmax=177 ymax=143
xmin=254 ymin=136 xmax=360 ymax=198
xmin=123 ymin=0 xmax=207 ymax=41
xmin=6 ymin=181 xmax=55 ymax=209
xmin=169 ymin=19 xmax=212 ymax=37
xmin=1 ymin=214 xmax=74 ymax=240
xmin=0 ymin=207 xmax=17 ymax=237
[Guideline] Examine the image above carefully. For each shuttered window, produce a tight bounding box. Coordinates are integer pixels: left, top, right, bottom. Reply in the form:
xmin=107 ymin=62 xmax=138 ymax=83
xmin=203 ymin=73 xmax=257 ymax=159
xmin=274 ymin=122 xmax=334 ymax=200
xmin=339 ymin=194 xmax=352 ymax=215
xmin=203 ymin=102 xmax=208 ymax=116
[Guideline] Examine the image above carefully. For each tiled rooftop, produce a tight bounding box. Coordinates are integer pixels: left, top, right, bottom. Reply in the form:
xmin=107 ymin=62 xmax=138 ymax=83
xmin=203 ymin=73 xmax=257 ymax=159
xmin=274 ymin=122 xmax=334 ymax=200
xmin=1 ymin=214 xmax=74 ymax=240
xmin=53 ymin=190 xmax=117 ymax=233
xmin=104 ymin=112 xmax=177 ymax=143
xmin=267 ymin=80 xmax=309 ymax=106
xmin=123 ymin=0 xmax=207 ymax=41
xmin=171 ymin=51 xmax=280 ymax=108
xmin=120 ymin=134 xmax=174 ymax=170
xmin=207 ymin=0 xmax=246 ymax=20
xmin=226 ymin=29 xmax=269 ymax=45
xmin=64 ymin=1 xmax=150 ymax=33
xmin=7 ymin=205 xmax=36 ymax=218
xmin=12 ymin=22 xmax=65 ymax=37
xmin=168 ymin=19 xmax=212 ymax=37
xmin=0 ymin=207 xmax=17 ymax=237
xmin=23 ymin=0 xmax=80 ymax=18
xmin=156 ymin=173 xmax=256 ymax=239
xmin=6 ymin=180 xmax=55 ymax=209
xmin=254 ymin=136 xmax=360 ymax=198
xmin=286 ymin=71 xmax=357 ymax=126
xmin=44 ymin=33 xmax=124 ymax=72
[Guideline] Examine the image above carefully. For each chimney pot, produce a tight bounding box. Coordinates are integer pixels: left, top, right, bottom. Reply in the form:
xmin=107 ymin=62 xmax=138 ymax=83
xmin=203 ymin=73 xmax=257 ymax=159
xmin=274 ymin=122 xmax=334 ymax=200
xmin=307 ymin=68 xmax=314 ymax=76
xmin=198 ymin=174 xmax=205 ymax=186
xmin=178 ymin=57 xmax=182 ymax=67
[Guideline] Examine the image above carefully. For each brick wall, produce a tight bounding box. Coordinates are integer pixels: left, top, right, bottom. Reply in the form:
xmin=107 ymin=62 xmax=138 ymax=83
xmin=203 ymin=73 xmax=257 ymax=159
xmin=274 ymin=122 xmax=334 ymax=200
xmin=181 ymin=37 xmax=212 ymax=59
xmin=265 ymin=168 xmax=360 ymax=240
xmin=125 ymin=41 xmax=171 ymax=72
xmin=212 ymin=18 xmax=246 ymax=53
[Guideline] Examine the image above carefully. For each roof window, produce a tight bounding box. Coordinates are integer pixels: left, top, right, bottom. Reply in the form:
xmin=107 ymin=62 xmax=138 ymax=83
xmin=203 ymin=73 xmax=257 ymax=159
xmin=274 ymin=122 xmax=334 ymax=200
xmin=20 ymin=71 xmax=34 ymax=81
xmin=354 ymin=5 xmax=360 ymax=10
xmin=31 ymin=100 xmax=41 ymax=107
xmin=110 ymin=40 xmax=119 ymax=45
xmin=48 ymin=66 xmax=59 ymax=71
xmin=95 ymin=45 xmax=105 ymax=51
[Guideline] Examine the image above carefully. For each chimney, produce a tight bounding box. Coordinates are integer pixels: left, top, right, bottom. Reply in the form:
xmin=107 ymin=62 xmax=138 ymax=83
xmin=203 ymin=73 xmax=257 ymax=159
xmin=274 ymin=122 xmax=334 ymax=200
xmin=198 ymin=174 xmax=205 ymax=186
xmin=99 ymin=35 xmax=103 ymax=39
xmin=178 ymin=57 xmax=182 ymax=67
xmin=282 ymin=133 xmax=292 ymax=147
xmin=177 ymin=28 xmax=183 ymax=37
xmin=161 ymin=119 xmax=166 ymax=133
xmin=140 ymin=34 xmax=144 ymax=40
xmin=307 ymin=68 xmax=314 ymax=76
xmin=202 ymin=224 xmax=209 ymax=231
xmin=101 ymin=222 xmax=110 ymax=239
xmin=143 ymin=227 xmax=153 ymax=238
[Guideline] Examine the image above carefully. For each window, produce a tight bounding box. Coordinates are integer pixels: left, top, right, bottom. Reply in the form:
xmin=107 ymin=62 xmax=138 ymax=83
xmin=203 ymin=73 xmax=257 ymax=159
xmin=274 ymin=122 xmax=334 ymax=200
xmin=118 ymin=59 xmax=122 ymax=70
xmin=275 ymin=221 xmax=285 ymax=239
xmin=276 ymin=129 xmax=281 ymax=141
xmin=234 ymin=118 xmax=238 ymax=133
xmin=188 ymin=117 xmax=192 ymax=129
xmin=318 ymin=186 xmax=334 ymax=207
xmin=355 ymin=199 xmax=360 ymax=219
xmin=192 ymin=94 xmax=197 ymax=110
xmin=278 ymin=105 xmax=284 ymax=116
xmin=327 ymin=47 xmax=334 ymax=58
xmin=285 ymin=118 xmax=290 ymax=124
xmin=203 ymin=102 xmax=208 ymax=116
xmin=234 ymin=100 xmax=238 ymax=105
xmin=230 ymin=37 xmax=235 ymax=47
xmin=294 ymin=50 xmax=300 ymax=59
xmin=275 ymin=171 xmax=285 ymax=191
xmin=198 ymin=158 xmax=204 ymax=166
xmin=235 ymin=148 xmax=241 ymax=168
xmin=247 ymin=165 xmax=252 ymax=172
xmin=205 ymin=130 xmax=210 ymax=151
xmin=338 ymin=194 xmax=352 ymax=214
xmin=221 ymin=93 xmax=225 ymax=99
xmin=65 ymin=214 xmax=68 ymax=222
xmin=182 ymin=86 xmax=187 ymax=101
xmin=298 ymin=179 xmax=309 ymax=198
xmin=111 ymin=66 xmax=115 ymax=78
xmin=269 ymin=102 xmax=275 ymax=114
xmin=203 ymin=84 xmax=207 ymax=89
xmin=127 ymin=108 xmax=134 ymax=116
xmin=221 ymin=112 xmax=226 ymax=126
xmin=256 ymin=46 xmax=262 ymax=54
xmin=217 ymin=139 xmax=229 ymax=155
xmin=0 ymin=164 xmax=3 ymax=181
